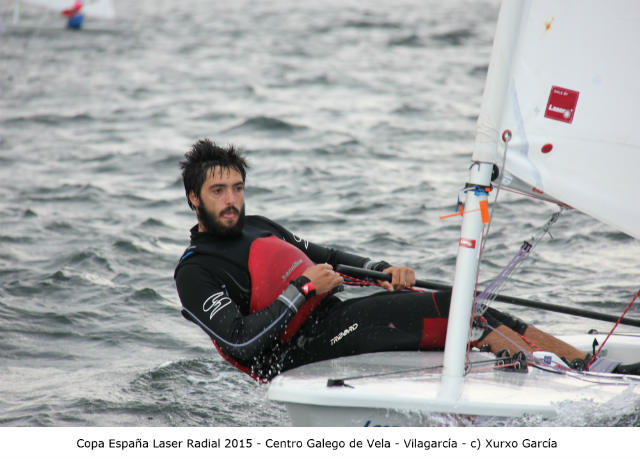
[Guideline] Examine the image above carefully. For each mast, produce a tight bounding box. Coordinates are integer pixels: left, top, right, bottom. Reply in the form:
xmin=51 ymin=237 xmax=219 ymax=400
xmin=441 ymin=163 xmax=493 ymax=381
xmin=440 ymin=1 xmax=524 ymax=385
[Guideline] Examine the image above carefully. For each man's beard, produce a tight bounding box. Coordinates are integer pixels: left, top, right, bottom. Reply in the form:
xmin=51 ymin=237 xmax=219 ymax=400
xmin=198 ymin=203 xmax=246 ymax=237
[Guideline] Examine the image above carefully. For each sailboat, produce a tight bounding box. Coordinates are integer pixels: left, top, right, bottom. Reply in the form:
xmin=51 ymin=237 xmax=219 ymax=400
xmin=267 ymin=0 xmax=640 ymax=426
xmin=9 ymin=0 xmax=115 ymax=29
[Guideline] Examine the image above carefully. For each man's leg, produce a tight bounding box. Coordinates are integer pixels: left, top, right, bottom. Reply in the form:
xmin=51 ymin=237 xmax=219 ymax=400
xmin=475 ymin=324 xmax=537 ymax=355
xmin=523 ymin=325 xmax=586 ymax=361
xmin=281 ymin=290 xmax=449 ymax=371
xmin=482 ymin=307 xmax=586 ymax=361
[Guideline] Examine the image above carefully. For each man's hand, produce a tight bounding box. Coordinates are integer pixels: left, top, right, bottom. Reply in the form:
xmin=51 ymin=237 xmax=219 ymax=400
xmin=379 ymin=266 xmax=415 ymax=292
xmin=302 ymin=264 xmax=344 ymax=295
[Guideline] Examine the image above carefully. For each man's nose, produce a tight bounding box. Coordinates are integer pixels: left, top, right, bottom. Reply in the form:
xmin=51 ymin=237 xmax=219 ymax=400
xmin=223 ymin=188 xmax=234 ymax=203
xmin=224 ymin=187 xmax=240 ymax=205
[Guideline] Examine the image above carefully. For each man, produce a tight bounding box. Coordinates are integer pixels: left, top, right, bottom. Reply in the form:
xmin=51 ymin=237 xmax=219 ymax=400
xmin=61 ymin=1 xmax=84 ymax=29
xmin=174 ymin=139 xmax=638 ymax=381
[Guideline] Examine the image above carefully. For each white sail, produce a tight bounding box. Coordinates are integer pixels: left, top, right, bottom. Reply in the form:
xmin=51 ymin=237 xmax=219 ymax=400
xmin=21 ymin=0 xmax=115 ymax=19
xmin=473 ymin=0 xmax=640 ymax=240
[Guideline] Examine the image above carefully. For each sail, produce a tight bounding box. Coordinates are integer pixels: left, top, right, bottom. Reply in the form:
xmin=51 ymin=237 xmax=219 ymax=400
xmin=21 ymin=0 xmax=115 ymax=19
xmin=473 ymin=0 xmax=640 ymax=240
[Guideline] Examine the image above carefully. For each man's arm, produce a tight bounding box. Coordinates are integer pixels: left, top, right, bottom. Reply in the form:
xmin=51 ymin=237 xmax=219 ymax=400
xmin=261 ymin=217 xmax=387 ymax=269
xmin=175 ymin=263 xmax=304 ymax=361
xmin=272 ymin=221 xmax=415 ymax=291
xmin=292 ymin=235 xmax=415 ymax=292
xmin=257 ymin=216 xmax=416 ymax=292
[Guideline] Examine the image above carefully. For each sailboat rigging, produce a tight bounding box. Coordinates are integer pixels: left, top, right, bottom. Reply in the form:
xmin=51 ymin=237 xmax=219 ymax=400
xmin=268 ymin=0 xmax=640 ymax=426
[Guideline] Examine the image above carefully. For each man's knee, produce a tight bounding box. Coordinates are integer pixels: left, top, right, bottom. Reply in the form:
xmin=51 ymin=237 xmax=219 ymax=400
xmin=483 ymin=307 xmax=529 ymax=335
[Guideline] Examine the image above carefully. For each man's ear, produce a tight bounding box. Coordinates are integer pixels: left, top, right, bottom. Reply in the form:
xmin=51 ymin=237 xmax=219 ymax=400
xmin=188 ymin=191 xmax=200 ymax=209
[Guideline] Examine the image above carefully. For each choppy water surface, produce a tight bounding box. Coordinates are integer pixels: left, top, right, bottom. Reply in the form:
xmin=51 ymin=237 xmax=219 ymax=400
xmin=1 ymin=0 xmax=639 ymax=426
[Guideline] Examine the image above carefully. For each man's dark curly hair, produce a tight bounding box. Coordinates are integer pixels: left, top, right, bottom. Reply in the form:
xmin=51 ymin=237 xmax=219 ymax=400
xmin=180 ymin=139 xmax=248 ymax=210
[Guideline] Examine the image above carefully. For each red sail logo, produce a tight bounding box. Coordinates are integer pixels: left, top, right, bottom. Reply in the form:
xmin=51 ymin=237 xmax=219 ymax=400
xmin=545 ymin=86 xmax=579 ymax=123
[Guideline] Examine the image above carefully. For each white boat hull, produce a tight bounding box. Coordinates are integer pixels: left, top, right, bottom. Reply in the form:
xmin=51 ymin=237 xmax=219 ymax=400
xmin=268 ymin=334 xmax=640 ymax=426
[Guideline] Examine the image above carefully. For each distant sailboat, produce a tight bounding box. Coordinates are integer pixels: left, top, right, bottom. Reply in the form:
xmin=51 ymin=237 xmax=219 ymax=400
xmin=268 ymin=0 xmax=640 ymax=426
xmin=10 ymin=0 xmax=115 ymax=29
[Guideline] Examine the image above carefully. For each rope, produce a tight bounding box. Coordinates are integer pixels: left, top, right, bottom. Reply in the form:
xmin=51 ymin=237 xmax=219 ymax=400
xmin=463 ymin=211 xmax=563 ymax=372
xmin=339 ymin=273 xmax=425 ymax=293
xmin=327 ymin=357 xmax=503 ymax=387
xmin=336 ymin=271 xmax=523 ymax=376
xmin=465 ymin=137 xmax=509 ymax=369
xmin=473 ymin=209 xmax=564 ymax=317
xmin=339 ymin=273 xmax=378 ymax=288
xmin=466 ymin=223 xmax=489 ymax=370
xmin=462 ymin=134 xmax=564 ymax=368
xmin=471 ymin=130 xmax=563 ymax=317
xmin=473 ymin=241 xmax=532 ymax=317
xmin=587 ymin=286 xmax=640 ymax=370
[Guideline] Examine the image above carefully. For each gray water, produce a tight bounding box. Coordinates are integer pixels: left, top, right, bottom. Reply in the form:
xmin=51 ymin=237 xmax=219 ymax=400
xmin=1 ymin=0 xmax=639 ymax=427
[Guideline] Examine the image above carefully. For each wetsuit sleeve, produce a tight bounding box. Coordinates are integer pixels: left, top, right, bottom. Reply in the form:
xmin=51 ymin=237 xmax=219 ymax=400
xmin=175 ymin=263 xmax=306 ymax=361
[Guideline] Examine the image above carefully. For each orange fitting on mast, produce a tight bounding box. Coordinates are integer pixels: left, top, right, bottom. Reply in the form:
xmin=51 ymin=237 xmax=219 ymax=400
xmin=439 ymin=204 xmax=464 ymax=220
xmin=441 ymin=203 xmax=491 ymax=223
xmin=479 ymin=199 xmax=490 ymax=224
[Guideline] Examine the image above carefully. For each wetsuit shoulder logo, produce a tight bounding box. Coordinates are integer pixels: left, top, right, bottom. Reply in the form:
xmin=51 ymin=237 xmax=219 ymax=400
xmin=292 ymin=234 xmax=309 ymax=250
xmin=202 ymin=292 xmax=232 ymax=320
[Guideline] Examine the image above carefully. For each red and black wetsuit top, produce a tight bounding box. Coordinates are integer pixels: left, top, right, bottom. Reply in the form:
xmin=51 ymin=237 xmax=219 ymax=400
xmin=174 ymin=215 xmax=386 ymax=380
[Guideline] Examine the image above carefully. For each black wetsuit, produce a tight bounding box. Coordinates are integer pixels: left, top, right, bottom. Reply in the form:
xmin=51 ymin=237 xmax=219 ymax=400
xmin=175 ymin=215 xmax=451 ymax=381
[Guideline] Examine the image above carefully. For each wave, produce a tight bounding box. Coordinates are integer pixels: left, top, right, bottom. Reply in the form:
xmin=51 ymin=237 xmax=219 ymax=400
xmin=429 ymin=28 xmax=476 ymax=46
xmin=344 ymin=19 xmax=402 ymax=30
xmin=225 ymin=116 xmax=308 ymax=133
xmin=388 ymin=33 xmax=425 ymax=47
xmin=2 ymin=112 xmax=94 ymax=126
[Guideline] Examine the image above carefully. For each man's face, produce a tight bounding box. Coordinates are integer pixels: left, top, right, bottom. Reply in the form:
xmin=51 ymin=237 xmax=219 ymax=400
xmin=190 ymin=167 xmax=245 ymax=236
